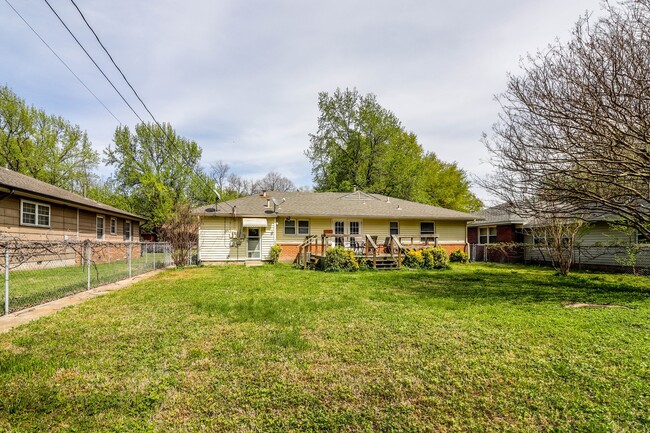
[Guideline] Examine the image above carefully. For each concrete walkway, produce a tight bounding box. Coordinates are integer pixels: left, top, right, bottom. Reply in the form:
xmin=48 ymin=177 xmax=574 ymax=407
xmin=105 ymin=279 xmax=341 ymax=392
xmin=0 ymin=269 xmax=165 ymax=334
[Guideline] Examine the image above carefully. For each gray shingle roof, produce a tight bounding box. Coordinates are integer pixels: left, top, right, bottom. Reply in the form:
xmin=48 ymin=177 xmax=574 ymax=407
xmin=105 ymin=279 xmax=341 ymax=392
xmin=0 ymin=167 xmax=145 ymax=220
xmin=193 ymin=191 xmax=478 ymax=221
xmin=468 ymin=204 xmax=527 ymax=227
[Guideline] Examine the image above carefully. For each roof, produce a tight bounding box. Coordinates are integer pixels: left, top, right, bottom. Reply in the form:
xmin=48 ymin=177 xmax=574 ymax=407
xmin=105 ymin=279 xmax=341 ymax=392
xmin=0 ymin=167 xmax=145 ymax=221
xmin=192 ymin=190 xmax=478 ymax=221
xmin=468 ymin=204 xmax=528 ymax=227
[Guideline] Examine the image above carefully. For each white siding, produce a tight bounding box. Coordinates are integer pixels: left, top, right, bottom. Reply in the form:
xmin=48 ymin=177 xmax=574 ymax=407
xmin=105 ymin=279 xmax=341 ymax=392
xmin=198 ymin=217 xmax=233 ymax=261
xmin=199 ymin=216 xmax=277 ymax=262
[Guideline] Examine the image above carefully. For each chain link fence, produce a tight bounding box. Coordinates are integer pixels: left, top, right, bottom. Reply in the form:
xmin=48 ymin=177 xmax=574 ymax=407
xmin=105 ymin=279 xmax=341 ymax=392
xmin=469 ymin=243 xmax=650 ymax=276
xmin=1 ymin=241 xmax=173 ymax=316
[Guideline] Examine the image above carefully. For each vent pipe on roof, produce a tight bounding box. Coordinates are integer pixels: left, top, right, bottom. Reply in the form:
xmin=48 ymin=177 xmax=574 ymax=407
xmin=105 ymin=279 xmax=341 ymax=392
xmin=261 ymin=190 xmax=267 ymax=197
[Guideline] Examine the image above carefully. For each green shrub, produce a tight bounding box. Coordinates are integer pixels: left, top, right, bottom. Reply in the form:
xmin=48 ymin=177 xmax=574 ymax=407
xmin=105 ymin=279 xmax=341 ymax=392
xmin=449 ymin=248 xmax=469 ymax=264
xmin=268 ymin=245 xmax=282 ymax=264
xmin=430 ymin=246 xmax=449 ymax=269
xmin=324 ymin=247 xmax=359 ymax=272
xmin=403 ymin=249 xmax=424 ymax=269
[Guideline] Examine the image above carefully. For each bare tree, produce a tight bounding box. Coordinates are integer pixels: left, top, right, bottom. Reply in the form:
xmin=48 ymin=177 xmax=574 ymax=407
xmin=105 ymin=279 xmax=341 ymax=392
xmin=481 ymin=0 xmax=650 ymax=239
xmin=527 ymin=214 xmax=589 ymax=276
xmin=209 ymin=161 xmax=231 ymax=191
xmin=252 ymin=171 xmax=296 ymax=193
xmin=226 ymin=173 xmax=254 ymax=197
xmin=160 ymin=202 xmax=198 ymax=267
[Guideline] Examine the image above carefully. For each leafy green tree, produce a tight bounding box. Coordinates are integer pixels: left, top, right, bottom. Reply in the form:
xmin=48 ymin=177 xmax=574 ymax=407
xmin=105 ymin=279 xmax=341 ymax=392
xmin=416 ymin=153 xmax=483 ymax=212
xmin=0 ymin=85 xmax=98 ymax=193
xmin=105 ymin=122 xmax=205 ymax=234
xmin=306 ymin=88 xmax=482 ymax=211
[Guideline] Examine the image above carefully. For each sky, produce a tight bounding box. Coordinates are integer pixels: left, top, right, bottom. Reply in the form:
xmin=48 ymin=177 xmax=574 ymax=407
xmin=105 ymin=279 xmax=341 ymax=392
xmin=1 ymin=0 xmax=601 ymax=202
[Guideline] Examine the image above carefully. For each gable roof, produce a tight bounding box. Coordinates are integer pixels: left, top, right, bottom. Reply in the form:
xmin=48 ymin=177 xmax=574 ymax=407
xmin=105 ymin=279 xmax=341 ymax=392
xmin=0 ymin=167 xmax=145 ymax=221
xmin=192 ymin=191 xmax=478 ymax=221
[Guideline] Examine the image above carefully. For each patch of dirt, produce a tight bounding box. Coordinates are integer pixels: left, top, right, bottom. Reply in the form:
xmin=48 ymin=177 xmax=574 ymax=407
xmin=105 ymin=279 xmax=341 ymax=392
xmin=565 ymin=302 xmax=631 ymax=309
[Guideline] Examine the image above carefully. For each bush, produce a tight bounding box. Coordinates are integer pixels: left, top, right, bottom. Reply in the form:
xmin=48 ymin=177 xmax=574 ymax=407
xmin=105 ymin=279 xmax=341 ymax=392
xmin=429 ymin=247 xmax=449 ymax=269
xmin=402 ymin=249 xmax=424 ymax=269
xmin=324 ymin=247 xmax=359 ymax=272
xmin=268 ymin=245 xmax=282 ymax=264
xmin=449 ymin=248 xmax=469 ymax=264
xmin=406 ymin=247 xmax=449 ymax=270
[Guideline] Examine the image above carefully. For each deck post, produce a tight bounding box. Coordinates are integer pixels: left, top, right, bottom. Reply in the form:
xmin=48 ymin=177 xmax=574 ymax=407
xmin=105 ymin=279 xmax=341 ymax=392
xmin=5 ymin=247 xmax=9 ymax=315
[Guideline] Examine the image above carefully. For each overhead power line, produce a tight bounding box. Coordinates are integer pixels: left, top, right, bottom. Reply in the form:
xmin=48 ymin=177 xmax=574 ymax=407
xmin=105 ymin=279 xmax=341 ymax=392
xmin=62 ymin=0 xmax=217 ymax=196
xmin=3 ymin=0 xmax=122 ymax=124
xmin=42 ymin=0 xmax=145 ymax=123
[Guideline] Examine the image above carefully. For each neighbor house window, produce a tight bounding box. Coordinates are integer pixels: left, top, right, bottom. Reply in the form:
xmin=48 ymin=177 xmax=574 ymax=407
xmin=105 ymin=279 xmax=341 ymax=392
xmin=21 ymin=200 xmax=50 ymax=227
xmin=479 ymin=227 xmax=497 ymax=244
xmin=284 ymin=219 xmax=296 ymax=235
xmin=124 ymin=220 xmax=132 ymax=241
xmin=389 ymin=221 xmax=399 ymax=236
xmin=298 ymin=220 xmax=310 ymax=235
xmin=110 ymin=218 xmax=117 ymax=235
xmin=96 ymin=216 xmax=104 ymax=240
xmin=637 ymin=231 xmax=648 ymax=244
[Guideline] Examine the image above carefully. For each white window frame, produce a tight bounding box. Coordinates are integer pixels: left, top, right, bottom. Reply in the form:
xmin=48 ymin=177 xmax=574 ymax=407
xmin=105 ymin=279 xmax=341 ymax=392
xmin=124 ymin=220 xmax=132 ymax=241
xmin=298 ymin=220 xmax=310 ymax=235
xmin=110 ymin=218 xmax=117 ymax=235
xmin=96 ymin=215 xmax=105 ymax=240
xmin=478 ymin=226 xmax=497 ymax=245
xmin=420 ymin=221 xmax=435 ymax=235
xmin=284 ymin=219 xmax=296 ymax=235
xmin=20 ymin=199 xmax=51 ymax=228
xmin=389 ymin=221 xmax=399 ymax=236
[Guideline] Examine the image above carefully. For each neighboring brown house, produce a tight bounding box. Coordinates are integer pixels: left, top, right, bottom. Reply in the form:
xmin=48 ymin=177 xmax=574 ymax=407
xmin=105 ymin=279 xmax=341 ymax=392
xmin=0 ymin=167 xmax=145 ymax=266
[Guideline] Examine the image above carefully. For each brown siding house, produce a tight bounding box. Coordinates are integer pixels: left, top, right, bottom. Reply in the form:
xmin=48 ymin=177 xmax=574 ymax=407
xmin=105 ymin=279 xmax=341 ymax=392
xmin=0 ymin=167 xmax=145 ymax=244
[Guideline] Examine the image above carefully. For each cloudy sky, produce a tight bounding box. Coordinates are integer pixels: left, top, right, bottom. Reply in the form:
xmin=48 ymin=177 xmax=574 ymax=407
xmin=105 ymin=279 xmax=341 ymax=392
xmin=1 ymin=0 xmax=600 ymax=201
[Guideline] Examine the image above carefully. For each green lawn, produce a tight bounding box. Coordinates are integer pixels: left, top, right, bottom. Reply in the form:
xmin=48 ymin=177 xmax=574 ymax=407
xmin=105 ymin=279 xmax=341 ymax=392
xmin=2 ymin=254 xmax=168 ymax=313
xmin=0 ymin=263 xmax=649 ymax=432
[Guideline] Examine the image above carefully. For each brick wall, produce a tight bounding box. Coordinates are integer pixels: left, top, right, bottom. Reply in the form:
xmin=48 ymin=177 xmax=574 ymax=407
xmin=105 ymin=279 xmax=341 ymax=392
xmin=467 ymin=227 xmax=478 ymax=244
xmin=278 ymin=243 xmax=301 ymax=263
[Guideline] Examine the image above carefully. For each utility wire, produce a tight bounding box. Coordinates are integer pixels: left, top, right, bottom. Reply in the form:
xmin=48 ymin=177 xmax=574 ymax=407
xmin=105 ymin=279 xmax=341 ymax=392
xmin=66 ymin=0 xmax=217 ymax=196
xmin=3 ymin=0 xmax=122 ymax=124
xmin=42 ymin=0 xmax=145 ymax=123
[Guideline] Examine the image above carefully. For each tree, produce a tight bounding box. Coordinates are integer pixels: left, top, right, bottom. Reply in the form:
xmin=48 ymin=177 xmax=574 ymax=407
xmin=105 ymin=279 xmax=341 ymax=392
xmin=416 ymin=153 xmax=483 ymax=212
xmin=252 ymin=171 xmax=296 ymax=193
xmin=0 ymin=86 xmax=99 ymax=194
xmin=307 ymin=88 xmax=482 ymax=211
xmin=160 ymin=202 xmax=198 ymax=267
xmin=481 ymin=0 xmax=650 ymax=238
xmin=105 ymin=122 xmax=204 ymax=234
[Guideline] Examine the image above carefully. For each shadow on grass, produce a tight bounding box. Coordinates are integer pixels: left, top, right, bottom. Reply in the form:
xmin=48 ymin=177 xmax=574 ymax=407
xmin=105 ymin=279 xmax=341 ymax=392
xmin=390 ymin=264 xmax=650 ymax=306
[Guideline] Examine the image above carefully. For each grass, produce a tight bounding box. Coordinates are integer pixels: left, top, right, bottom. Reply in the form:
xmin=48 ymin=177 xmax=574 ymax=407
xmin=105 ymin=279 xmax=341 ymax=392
xmin=2 ymin=254 xmax=168 ymax=313
xmin=0 ymin=262 xmax=649 ymax=432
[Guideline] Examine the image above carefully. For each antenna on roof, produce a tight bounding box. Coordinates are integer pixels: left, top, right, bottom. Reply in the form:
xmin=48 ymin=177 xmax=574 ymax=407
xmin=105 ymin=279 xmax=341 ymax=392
xmin=271 ymin=197 xmax=286 ymax=213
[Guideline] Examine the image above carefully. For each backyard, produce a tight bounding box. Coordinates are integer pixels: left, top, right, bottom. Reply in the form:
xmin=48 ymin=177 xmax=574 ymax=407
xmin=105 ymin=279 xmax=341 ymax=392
xmin=0 ymin=263 xmax=648 ymax=431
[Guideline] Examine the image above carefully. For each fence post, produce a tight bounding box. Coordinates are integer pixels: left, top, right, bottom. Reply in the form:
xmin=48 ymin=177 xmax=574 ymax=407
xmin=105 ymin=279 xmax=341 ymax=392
xmin=5 ymin=247 xmax=9 ymax=315
xmin=128 ymin=242 xmax=132 ymax=278
xmin=86 ymin=242 xmax=91 ymax=290
xmin=153 ymin=244 xmax=156 ymax=271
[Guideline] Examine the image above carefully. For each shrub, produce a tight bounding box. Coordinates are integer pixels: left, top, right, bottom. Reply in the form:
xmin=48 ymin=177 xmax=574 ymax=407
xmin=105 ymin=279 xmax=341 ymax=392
xmin=324 ymin=247 xmax=359 ymax=272
xmin=430 ymin=246 xmax=450 ymax=269
xmin=449 ymin=248 xmax=469 ymax=264
xmin=402 ymin=249 xmax=424 ymax=269
xmin=268 ymin=245 xmax=282 ymax=264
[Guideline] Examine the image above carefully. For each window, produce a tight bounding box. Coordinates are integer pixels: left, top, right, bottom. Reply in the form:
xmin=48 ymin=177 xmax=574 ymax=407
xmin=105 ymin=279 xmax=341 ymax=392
xmin=284 ymin=219 xmax=296 ymax=235
xmin=389 ymin=221 xmax=399 ymax=236
xmin=479 ymin=227 xmax=497 ymax=244
xmin=21 ymin=200 xmax=50 ymax=227
xmin=298 ymin=220 xmax=310 ymax=235
xmin=420 ymin=222 xmax=435 ymax=235
xmin=124 ymin=220 xmax=132 ymax=241
xmin=96 ymin=216 xmax=104 ymax=240
xmin=349 ymin=221 xmax=360 ymax=235
xmin=110 ymin=218 xmax=117 ymax=235
xmin=638 ymin=231 xmax=649 ymax=244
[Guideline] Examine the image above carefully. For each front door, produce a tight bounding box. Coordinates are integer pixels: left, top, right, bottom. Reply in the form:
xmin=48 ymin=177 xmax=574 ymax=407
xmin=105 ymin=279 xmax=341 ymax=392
xmin=334 ymin=220 xmax=345 ymax=247
xmin=247 ymin=228 xmax=261 ymax=258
